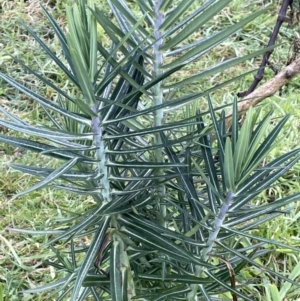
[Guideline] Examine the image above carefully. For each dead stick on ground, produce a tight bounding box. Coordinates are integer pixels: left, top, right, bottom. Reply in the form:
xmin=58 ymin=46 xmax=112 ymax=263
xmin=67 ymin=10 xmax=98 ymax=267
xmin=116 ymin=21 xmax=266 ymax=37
xmin=226 ymin=57 xmax=300 ymax=130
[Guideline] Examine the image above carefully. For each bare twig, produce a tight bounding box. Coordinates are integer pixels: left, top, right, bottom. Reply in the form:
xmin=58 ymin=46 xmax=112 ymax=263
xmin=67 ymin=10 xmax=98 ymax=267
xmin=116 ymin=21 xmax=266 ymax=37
xmin=237 ymin=0 xmax=293 ymax=97
xmin=226 ymin=56 xmax=300 ymax=129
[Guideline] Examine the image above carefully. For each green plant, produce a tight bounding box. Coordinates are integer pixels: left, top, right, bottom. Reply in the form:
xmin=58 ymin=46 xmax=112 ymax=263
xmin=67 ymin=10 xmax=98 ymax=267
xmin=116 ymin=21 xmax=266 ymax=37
xmin=0 ymin=0 xmax=300 ymax=300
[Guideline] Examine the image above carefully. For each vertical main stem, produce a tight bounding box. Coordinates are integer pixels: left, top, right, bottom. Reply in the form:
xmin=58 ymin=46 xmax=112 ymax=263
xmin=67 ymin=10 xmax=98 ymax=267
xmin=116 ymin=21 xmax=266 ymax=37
xmin=153 ymin=0 xmax=166 ymax=225
xmin=187 ymin=192 xmax=235 ymax=300
xmin=91 ymin=106 xmax=111 ymax=204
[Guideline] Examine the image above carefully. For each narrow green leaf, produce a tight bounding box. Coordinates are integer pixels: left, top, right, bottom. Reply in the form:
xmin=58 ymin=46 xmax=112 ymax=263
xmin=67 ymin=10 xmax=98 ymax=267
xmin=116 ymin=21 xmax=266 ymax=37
xmin=111 ymin=240 xmax=123 ymax=301
xmin=234 ymin=153 xmax=300 ymax=209
xmin=233 ymin=108 xmax=253 ymax=180
xmin=88 ymin=3 xmax=98 ymax=80
xmin=67 ymin=41 xmax=96 ymax=106
xmin=231 ymin=97 xmax=239 ymax=150
xmin=163 ymin=0 xmax=217 ymax=38
xmin=102 ymin=70 xmax=254 ymax=154
xmin=0 ymin=120 xmax=92 ymax=140
xmin=0 ymin=135 xmax=95 ymax=162
xmin=19 ymin=21 xmax=77 ymax=84
xmin=82 ymin=275 xmax=110 ymax=287
xmin=40 ymin=5 xmax=77 ymax=76
xmin=121 ymin=265 xmax=128 ymax=301
xmin=198 ymin=285 xmax=213 ymax=301
xmin=10 ymin=158 xmax=78 ymax=201
xmin=191 ymin=157 xmax=224 ymax=201
xmin=106 ymin=160 xmax=186 ymax=169
xmin=241 ymin=115 xmax=290 ymax=180
xmin=45 ymin=206 xmax=105 ymax=245
xmin=0 ymin=105 xmax=27 ymax=125
xmin=244 ymin=111 xmax=272 ymax=169
xmin=70 ymin=217 xmax=110 ymax=301
xmin=160 ymin=132 xmax=206 ymax=221
xmin=120 ymin=214 xmax=206 ymax=247
xmin=163 ymin=8 xmax=267 ymax=69
xmin=164 ymin=45 xmax=275 ymax=89
xmin=92 ymin=8 xmax=148 ymax=75
xmin=11 ymin=164 xmax=101 ymax=181
xmin=0 ymin=73 xmax=90 ymax=125
xmin=22 ymin=277 xmax=70 ymax=294
xmin=120 ymin=223 xmax=212 ymax=268
xmin=51 ymin=184 xmax=101 ymax=195
xmin=205 ymin=270 xmax=254 ymax=301
xmin=207 ymin=97 xmax=224 ymax=156
xmin=0 ymin=283 xmax=3 ymax=301
xmin=159 ymin=0 xmax=196 ymax=31
xmin=109 ymin=0 xmax=151 ymax=39
xmin=226 ymin=192 xmax=300 ymax=227
xmin=138 ymin=274 xmax=213 ymax=284
xmin=224 ymin=137 xmax=235 ymax=192
xmin=221 ymin=226 xmax=300 ymax=253
xmin=160 ymin=0 xmax=231 ymax=50
xmin=159 ymin=0 xmax=175 ymax=11
xmin=234 ymin=148 xmax=300 ymax=200
xmin=6 ymin=228 xmax=64 ymax=235
xmin=73 ymin=97 xmax=98 ymax=117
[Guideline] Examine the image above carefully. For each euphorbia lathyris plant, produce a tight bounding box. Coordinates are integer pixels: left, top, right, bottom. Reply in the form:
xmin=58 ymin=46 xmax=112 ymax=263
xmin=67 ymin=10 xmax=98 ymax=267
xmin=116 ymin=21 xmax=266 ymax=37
xmin=0 ymin=0 xmax=299 ymax=300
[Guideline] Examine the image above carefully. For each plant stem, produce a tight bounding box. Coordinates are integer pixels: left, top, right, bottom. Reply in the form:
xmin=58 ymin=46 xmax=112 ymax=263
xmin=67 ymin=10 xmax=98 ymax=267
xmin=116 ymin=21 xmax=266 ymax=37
xmin=188 ymin=192 xmax=235 ymax=300
xmin=153 ymin=0 xmax=166 ymax=225
xmin=202 ymin=191 xmax=235 ymax=260
xmin=91 ymin=105 xmax=111 ymax=204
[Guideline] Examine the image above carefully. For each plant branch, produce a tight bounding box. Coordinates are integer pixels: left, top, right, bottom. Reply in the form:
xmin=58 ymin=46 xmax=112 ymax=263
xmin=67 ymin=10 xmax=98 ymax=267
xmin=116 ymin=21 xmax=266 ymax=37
xmin=237 ymin=0 xmax=293 ymax=97
xmin=153 ymin=0 xmax=166 ymax=225
xmin=226 ymin=56 xmax=300 ymax=129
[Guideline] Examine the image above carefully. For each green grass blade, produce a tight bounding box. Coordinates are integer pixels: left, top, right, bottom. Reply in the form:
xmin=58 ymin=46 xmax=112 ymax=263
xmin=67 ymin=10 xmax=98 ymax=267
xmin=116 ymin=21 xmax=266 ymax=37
xmin=280 ymin=261 xmax=300 ymax=299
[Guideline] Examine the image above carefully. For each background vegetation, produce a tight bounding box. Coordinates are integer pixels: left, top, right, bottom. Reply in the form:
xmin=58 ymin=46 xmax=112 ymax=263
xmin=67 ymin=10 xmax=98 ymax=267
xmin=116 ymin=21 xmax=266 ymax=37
xmin=1 ymin=0 xmax=300 ymax=300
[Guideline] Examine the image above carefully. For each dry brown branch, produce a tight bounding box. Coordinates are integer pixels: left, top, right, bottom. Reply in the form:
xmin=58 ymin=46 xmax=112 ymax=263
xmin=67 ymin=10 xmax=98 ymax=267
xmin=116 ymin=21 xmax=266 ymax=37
xmin=226 ymin=57 xmax=300 ymax=129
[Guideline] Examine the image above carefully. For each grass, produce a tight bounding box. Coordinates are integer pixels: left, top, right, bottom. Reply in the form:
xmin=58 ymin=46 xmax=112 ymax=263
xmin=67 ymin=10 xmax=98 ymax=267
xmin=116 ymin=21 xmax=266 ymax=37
xmin=1 ymin=0 xmax=300 ymax=300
